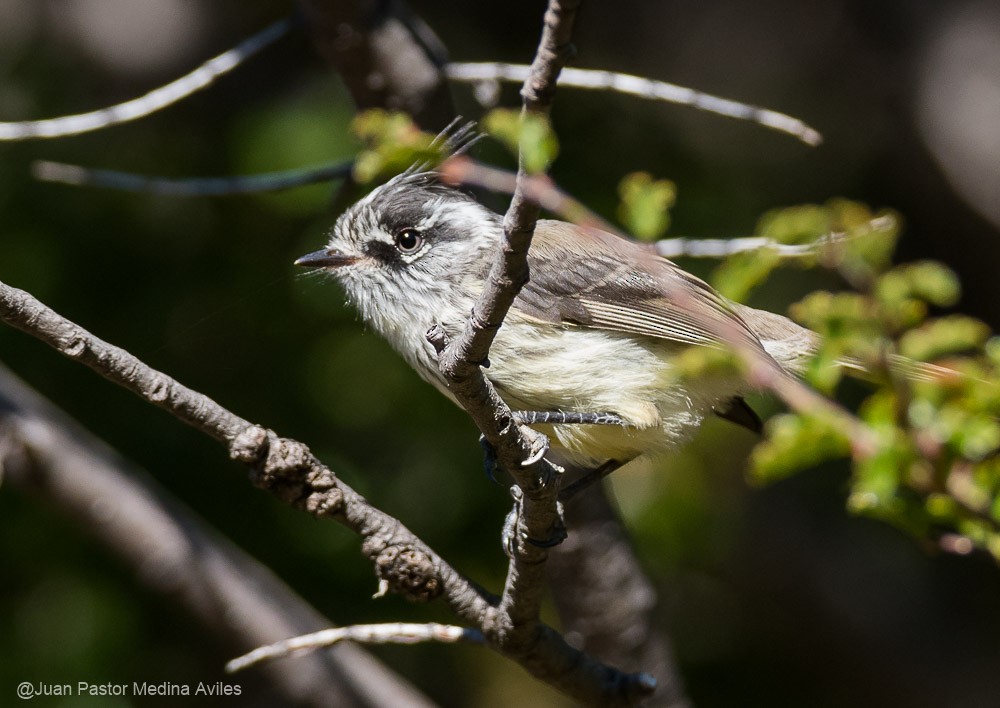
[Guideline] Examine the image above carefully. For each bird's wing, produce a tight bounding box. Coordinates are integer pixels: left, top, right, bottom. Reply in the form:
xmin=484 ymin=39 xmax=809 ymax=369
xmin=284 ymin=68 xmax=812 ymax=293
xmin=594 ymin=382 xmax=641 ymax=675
xmin=515 ymin=220 xmax=766 ymax=353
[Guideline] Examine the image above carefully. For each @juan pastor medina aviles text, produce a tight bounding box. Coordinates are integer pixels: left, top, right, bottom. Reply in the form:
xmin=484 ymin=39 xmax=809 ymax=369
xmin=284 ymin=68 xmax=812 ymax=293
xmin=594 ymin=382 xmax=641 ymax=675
xmin=17 ymin=681 xmax=242 ymax=699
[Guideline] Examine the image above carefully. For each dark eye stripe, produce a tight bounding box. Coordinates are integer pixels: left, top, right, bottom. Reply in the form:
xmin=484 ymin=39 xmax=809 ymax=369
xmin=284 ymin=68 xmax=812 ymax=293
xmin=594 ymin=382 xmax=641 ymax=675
xmin=363 ymin=240 xmax=400 ymax=266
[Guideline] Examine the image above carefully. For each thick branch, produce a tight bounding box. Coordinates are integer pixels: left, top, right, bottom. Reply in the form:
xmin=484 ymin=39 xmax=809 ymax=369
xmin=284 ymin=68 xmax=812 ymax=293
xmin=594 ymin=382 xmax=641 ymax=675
xmin=0 ymin=278 xmax=653 ymax=705
xmin=0 ymin=280 xmax=483 ymax=609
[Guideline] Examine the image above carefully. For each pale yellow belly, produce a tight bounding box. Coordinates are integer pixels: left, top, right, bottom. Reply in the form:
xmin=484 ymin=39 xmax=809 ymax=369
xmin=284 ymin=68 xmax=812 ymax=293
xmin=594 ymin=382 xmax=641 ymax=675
xmin=486 ymin=321 xmax=742 ymax=466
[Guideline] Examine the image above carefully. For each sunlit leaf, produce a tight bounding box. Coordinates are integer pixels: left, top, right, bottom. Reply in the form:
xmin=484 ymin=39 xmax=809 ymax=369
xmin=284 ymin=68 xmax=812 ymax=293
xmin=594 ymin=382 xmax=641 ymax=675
xmin=899 ymin=316 xmax=990 ymax=362
xmin=350 ymin=109 xmax=442 ymax=183
xmin=711 ymin=247 xmax=781 ymax=301
xmin=750 ymin=413 xmax=851 ymax=482
xmin=755 ymin=204 xmax=831 ymax=244
xmin=876 ymin=261 xmax=961 ymax=309
xmin=617 ymin=171 xmax=676 ymax=241
xmin=482 ymin=108 xmax=558 ymax=173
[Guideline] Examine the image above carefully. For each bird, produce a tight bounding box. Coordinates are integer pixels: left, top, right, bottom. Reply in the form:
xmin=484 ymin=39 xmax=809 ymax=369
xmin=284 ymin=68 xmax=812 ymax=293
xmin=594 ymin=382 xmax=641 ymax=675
xmin=294 ymin=164 xmax=819 ymax=471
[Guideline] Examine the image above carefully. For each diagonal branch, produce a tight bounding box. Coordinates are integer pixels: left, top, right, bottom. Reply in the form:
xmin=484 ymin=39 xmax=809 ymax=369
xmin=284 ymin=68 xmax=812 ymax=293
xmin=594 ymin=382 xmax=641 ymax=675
xmin=441 ymin=155 xmax=613 ymax=232
xmin=0 ymin=277 xmax=655 ymax=705
xmin=0 ymin=19 xmax=292 ymax=141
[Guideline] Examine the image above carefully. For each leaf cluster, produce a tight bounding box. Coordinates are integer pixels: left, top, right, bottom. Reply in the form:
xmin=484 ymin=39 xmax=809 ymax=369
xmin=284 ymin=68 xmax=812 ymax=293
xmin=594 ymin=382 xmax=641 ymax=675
xmin=729 ymin=203 xmax=1000 ymax=560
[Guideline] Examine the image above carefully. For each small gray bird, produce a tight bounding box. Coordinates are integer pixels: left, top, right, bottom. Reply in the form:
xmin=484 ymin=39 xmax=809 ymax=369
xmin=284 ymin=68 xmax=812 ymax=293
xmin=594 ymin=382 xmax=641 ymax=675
xmin=296 ymin=169 xmax=817 ymax=469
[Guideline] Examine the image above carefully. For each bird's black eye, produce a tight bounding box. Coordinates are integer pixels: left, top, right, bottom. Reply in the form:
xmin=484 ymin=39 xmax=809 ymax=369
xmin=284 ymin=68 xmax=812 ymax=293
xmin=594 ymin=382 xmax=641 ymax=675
xmin=394 ymin=228 xmax=423 ymax=254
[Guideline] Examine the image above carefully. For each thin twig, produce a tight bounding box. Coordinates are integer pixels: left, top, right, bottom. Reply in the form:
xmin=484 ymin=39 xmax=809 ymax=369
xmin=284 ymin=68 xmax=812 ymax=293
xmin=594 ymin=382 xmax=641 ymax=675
xmin=655 ymin=215 xmax=896 ymax=258
xmin=227 ymin=623 xmax=484 ymax=674
xmin=0 ymin=18 xmax=292 ymax=141
xmin=654 ymin=231 xmax=861 ymax=259
xmin=446 ymin=62 xmax=822 ymax=146
xmin=32 ymin=160 xmax=353 ymax=196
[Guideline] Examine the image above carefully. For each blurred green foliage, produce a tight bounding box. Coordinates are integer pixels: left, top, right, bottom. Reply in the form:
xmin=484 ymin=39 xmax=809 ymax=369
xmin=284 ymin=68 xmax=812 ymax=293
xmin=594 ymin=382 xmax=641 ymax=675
xmin=351 ymin=109 xmax=448 ymax=184
xmin=702 ymin=202 xmax=1000 ymax=563
xmin=617 ymin=171 xmax=676 ymax=241
xmin=482 ymin=108 xmax=559 ymax=174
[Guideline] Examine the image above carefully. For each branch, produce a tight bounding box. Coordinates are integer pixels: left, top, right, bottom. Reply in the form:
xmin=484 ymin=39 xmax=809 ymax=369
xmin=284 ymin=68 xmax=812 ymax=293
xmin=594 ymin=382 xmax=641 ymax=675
xmin=653 ymin=228 xmax=880 ymax=259
xmin=0 ymin=364 xmax=435 ymax=708
xmin=445 ymin=63 xmax=822 ymax=146
xmin=433 ymin=0 xmax=594 ymax=662
xmin=32 ymin=160 xmax=353 ymax=196
xmin=0 ymin=281 xmax=469 ymax=599
xmin=0 ymin=19 xmax=292 ymax=141
xmin=0 ymin=277 xmax=654 ymax=705
xmin=227 ymin=623 xmax=484 ymax=674
xmin=438 ymin=6 xmax=666 ymax=701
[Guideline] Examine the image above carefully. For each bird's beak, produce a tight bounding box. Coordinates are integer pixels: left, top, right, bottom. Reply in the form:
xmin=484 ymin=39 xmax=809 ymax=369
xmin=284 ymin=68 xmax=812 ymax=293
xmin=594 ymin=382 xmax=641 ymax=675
xmin=294 ymin=249 xmax=358 ymax=268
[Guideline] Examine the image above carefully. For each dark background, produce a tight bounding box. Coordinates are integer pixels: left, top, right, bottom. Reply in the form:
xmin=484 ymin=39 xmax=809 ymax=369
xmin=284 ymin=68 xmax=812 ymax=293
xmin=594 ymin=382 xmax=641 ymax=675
xmin=2 ymin=1 xmax=999 ymax=706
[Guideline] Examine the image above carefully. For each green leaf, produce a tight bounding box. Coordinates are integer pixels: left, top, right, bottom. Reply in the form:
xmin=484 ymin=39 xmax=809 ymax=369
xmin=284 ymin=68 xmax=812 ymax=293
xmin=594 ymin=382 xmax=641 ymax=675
xmin=711 ymin=248 xmax=781 ymax=302
xmin=802 ymin=340 xmax=845 ymax=395
xmin=876 ymin=261 xmax=961 ymax=309
xmin=350 ymin=110 xmax=442 ymax=183
xmin=790 ymin=291 xmax=885 ymax=358
xmin=848 ymin=441 xmax=911 ymax=515
xmin=985 ymin=337 xmax=1000 ymax=368
xmin=837 ymin=205 xmax=900 ymax=279
xmin=950 ymin=410 xmax=1000 ymax=460
xmin=482 ymin=108 xmax=558 ymax=173
xmin=617 ymin=172 xmax=676 ymax=241
xmin=750 ymin=414 xmax=851 ymax=483
xmin=898 ymin=316 xmax=990 ymax=362
xmin=756 ymin=204 xmax=832 ymax=244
